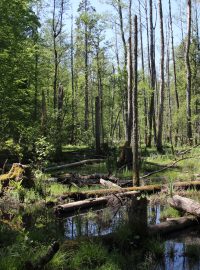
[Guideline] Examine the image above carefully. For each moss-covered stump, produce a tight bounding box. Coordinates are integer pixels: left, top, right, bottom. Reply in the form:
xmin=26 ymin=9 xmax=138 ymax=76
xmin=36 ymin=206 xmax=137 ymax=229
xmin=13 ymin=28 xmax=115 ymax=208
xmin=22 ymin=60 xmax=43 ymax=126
xmin=0 ymin=163 xmax=34 ymax=189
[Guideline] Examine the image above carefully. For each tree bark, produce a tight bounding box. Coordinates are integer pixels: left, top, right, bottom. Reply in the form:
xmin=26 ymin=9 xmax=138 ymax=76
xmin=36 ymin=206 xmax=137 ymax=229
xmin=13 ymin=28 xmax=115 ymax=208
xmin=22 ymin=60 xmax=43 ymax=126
xmin=149 ymin=216 xmax=198 ymax=235
xmin=132 ymin=15 xmax=140 ymax=186
xmin=95 ymin=96 xmax=101 ymax=154
xmin=157 ymin=0 xmax=165 ymax=153
xmin=55 ymin=191 xmax=139 ymax=214
xmin=147 ymin=0 xmax=156 ymax=147
xmin=168 ymin=195 xmax=200 ymax=216
xmin=127 ymin=0 xmax=133 ymax=146
xmin=84 ymin=0 xmax=89 ymax=131
xmin=185 ymin=0 xmax=193 ymax=144
xmin=100 ymin=178 xmax=122 ymax=189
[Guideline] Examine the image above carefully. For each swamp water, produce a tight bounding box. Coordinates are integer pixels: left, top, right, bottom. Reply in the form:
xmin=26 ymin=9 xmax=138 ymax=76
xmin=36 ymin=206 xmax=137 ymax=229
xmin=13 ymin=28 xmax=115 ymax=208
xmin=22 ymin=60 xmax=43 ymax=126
xmin=1 ymin=200 xmax=200 ymax=269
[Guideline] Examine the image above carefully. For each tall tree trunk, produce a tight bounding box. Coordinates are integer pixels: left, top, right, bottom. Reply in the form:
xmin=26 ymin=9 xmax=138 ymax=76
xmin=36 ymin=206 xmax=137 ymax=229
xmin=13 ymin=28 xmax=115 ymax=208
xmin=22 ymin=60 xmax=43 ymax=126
xmin=157 ymin=0 xmax=165 ymax=153
xmin=127 ymin=0 xmax=133 ymax=146
xmin=52 ymin=0 xmax=64 ymax=110
xmin=95 ymin=96 xmax=101 ymax=154
xmin=41 ymin=89 xmax=47 ymax=136
xmin=168 ymin=0 xmax=179 ymax=110
xmin=71 ymin=15 xmax=75 ymax=143
xmin=117 ymin=0 xmax=128 ymax=141
xmin=139 ymin=0 xmax=148 ymax=146
xmin=132 ymin=15 xmax=139 ymax=186
xmin=147 ymin=0 xmax=156 ymax=148
xmin=185 ymin=0 xmax=193 ymax=144
xmin=84 ymin=0 xmax=89 ymax=131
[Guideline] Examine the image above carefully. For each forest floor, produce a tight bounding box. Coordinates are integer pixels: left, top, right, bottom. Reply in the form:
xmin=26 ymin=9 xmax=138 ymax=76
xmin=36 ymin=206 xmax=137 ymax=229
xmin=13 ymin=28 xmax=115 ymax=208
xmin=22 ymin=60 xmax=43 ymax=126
xmin=0 ymin=145 xmax=200 ymax=269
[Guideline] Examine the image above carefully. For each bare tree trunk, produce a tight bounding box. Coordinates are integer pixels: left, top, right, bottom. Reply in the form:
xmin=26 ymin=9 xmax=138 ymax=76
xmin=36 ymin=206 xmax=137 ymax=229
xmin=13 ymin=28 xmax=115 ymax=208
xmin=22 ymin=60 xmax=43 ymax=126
xmin=71 ymin=15 xmax=75 ymax=144
xmin=84 ymin=0 xmax=89 ymax=131
xmin=185 ymin=0 xmax=193 ymax=144
xmin=95 ymin=96 xmax=101 ymax=154
xmin=139 ymin=0 xmax=148 ymax=146
xmin=166 ymin=24 xmax=174 ymax=154
xmin=41 ymin=89 xmax=47 ymax=135
xmin=132 ymin=15 xmax=140 ymax=186
xmin=127 ymin=0 xmax=133 ymax=146
xmin=56 ymin=83 xmax=64 ymax=158
xmin=147 ymin=0 xmax=156 ymax=148
xmin=157 ymin=0 xmax=165 ymax=153
xmin=117 ymin=0 xmax=128 ymax=141
xmin=52 ymin=0 xmax=64 ymax=110
xmin=168 ymin=0 xmax=179 ymax=110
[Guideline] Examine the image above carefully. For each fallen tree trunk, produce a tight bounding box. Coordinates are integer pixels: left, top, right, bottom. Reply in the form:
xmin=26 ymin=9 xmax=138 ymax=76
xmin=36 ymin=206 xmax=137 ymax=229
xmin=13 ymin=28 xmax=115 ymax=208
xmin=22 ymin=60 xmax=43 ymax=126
xmin=25 ymin=241 xmax=59 ymax=270
xmin=168 ymin=195 xmax=200 ymax=216
xmin=58 ymin=184 xmax=161 ymax=201
xmin=57 ymin=180 xmax=200 ymax=202
xmin=148 ymin=216 xmax=198 ymax=235
xmin=55 ymin=191 xmax=139 ymax=214
xmin=100 ymin=178 xmax=122 ymax=189
xmin=44 ymin=159 xmax=105 ymax=172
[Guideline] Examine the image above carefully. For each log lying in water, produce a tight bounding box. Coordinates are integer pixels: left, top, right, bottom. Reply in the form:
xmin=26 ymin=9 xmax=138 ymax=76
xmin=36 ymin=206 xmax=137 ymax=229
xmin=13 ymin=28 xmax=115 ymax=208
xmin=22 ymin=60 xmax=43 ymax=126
xmin=168 ymin=195 xmax=200 ymax=216
xmin=58 ymin=184 xmax=161 ymax=201
xmin=55 ymin=191 xmax=139 ymax=214
xmin=25 ymin=241 xmax=59 ymax=270
xmin=148 ymin=216 xmax=198 ymax=235
xmin=44 ymin=159 xmax=105 ymax=172
xmin=100 ymin=178 xmax=122 ymax=189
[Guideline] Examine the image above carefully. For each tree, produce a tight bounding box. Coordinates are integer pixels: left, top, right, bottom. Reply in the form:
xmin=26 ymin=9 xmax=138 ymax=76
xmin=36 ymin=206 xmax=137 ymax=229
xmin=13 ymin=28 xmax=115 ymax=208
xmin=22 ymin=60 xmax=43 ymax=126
xmin=157 ymin=0 xmax=165 ymax=152
xmin=185 ymin=0 xmax=193 ymax=144
xmin=132 ymin=15 xmax=139 ymax=186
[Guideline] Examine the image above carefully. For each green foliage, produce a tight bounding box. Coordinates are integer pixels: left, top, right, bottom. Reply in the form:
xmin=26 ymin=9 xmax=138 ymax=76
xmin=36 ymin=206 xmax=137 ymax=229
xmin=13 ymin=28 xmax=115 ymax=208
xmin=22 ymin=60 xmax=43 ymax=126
xmin=34 ymin=137 xmax=54 ymax=167
xmin=68 ymin=242 xmax=108 ymax=270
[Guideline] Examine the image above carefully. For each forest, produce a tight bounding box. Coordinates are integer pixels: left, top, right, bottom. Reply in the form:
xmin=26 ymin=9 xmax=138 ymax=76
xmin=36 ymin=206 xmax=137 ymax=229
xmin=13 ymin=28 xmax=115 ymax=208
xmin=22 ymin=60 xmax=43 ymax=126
xmin=0 ymin=0 xmax=200 ymax=269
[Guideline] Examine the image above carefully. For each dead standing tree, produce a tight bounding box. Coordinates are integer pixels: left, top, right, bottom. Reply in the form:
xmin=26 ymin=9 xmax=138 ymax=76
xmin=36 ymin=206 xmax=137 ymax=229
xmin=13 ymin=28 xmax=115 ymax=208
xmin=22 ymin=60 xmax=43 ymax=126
xmin=157 ymin=0 xmax=165 ymax=153
xmin=185 ymin=0 xmax=193 ymax=144
xmin=132 ymin=15 xmax=140 ymax=186
xmin=52 ymin=0 xmax=65 ymax=110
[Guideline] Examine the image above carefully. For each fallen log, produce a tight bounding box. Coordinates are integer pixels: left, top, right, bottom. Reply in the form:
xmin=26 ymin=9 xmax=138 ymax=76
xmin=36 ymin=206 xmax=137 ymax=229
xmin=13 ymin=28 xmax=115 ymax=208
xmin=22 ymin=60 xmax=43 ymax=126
xmin=56 ymin=180 xmax=200 ymax=202
xmin=24 ymin=241 xmax=59 ymax=270
xmin=44 ymin=159 xmax=105 ymax=172
xmin=148 ymin=216 xmax=199 ymax=235
xmin=168 ymin=195 xmax=200 ymax=216
xmin=100 ymin=178 xmax=122 ymax=189
xmin=58 ymin=184 xmax=161 ymax=201
xmin=55 ymin=191 xmax=139 ymax=214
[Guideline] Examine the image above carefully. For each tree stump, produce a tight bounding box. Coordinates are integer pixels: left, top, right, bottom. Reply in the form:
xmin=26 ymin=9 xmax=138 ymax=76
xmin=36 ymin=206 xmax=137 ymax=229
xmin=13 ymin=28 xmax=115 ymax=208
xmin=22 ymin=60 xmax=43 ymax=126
xmin=0 ymin=163 xmax=34 ymax=189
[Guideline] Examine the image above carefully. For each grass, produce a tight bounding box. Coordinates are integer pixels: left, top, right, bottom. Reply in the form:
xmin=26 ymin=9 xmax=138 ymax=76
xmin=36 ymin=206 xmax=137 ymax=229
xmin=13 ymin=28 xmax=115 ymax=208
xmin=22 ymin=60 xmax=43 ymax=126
xmin=160 ymin=206 xmax=181 ymax=221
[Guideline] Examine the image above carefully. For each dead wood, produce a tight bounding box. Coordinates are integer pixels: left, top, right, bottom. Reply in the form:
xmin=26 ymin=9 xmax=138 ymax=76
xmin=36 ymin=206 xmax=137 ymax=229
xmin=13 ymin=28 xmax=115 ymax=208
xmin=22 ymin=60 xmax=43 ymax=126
xmin=176 ymin=144 xmax=200 ymax=156
xmin=55 ymin=180 xmax=200 ymax=203
xmin=100 ymin=178 xmax=122 ymax=189
xmin=148 ymin=216 xmax=198 ymax=235
xmin=0 ymin=163 xmax=34 ymax=189
xmin=55 ymin=191 xmax=139 ymax=215
xmin=44 ymin=159 xmax=105 ymax=172
xmin=24 ymin=241 xmax=59 ymax=270
xmin=168 ymin=195 xmax=200 ymax=216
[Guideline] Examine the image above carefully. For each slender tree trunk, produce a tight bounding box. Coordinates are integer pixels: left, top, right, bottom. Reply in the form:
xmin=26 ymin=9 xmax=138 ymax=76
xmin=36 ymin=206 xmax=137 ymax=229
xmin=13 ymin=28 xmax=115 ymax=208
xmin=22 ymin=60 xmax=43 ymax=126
xmin=139 ymin=0 xmax=148 ymax=146
xmin=147 ymin=0 xmax=156 ymax=147
xmin=127 ymin=0 xmax=133 ymax=146
xmin=168 ymin=0 xmax=179 ymax=110
xmin=52 ymin=0 xmax=64 ymax=110
xmin=41 ymin=89 xmax=47 ymax=135
xmin=157 ymin=0 xmax=165 ymax=153
xmin=84 ymin=0 xmax=89 ymax=131
xmin=145 ymin=0 xmax=151 ymax=78
xmin=185 ymin=0 xmax=193 ymax=144
xmin=166 ymin=23 xmax=174 ymax=154
xmin=132 ymin=15 xmax=139 ymax=186
xmin=95 ymin=96 xmax=101 ymax=154
xmin=117 ymin=0 xmax=128 ymax=141
xmin=34 ymin=52 xmax=38 ymax=121
xmin=71 ymin=15 xmax=75 ymax=143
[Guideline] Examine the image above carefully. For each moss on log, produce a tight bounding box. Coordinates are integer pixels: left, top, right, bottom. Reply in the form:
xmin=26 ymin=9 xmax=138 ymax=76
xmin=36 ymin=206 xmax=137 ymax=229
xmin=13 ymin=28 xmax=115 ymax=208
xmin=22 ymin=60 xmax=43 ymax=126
xmin=0 ymin=163 xmax=34 ymax=188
